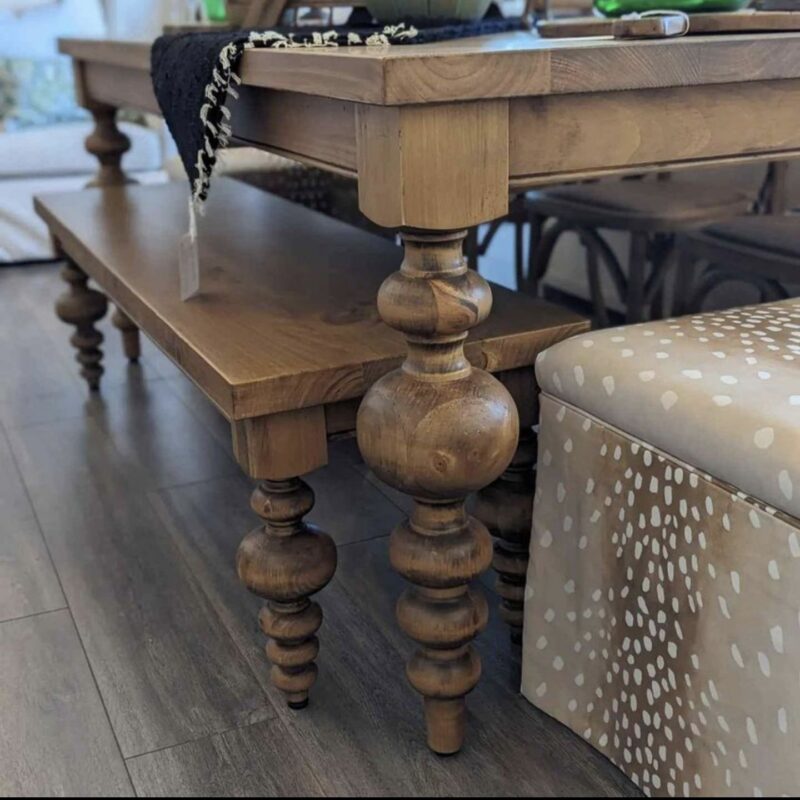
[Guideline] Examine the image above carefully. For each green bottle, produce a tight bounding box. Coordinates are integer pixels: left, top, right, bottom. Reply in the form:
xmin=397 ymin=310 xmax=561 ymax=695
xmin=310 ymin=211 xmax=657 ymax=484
xmin=595 ymin=0 xmax=750 ymax=16
xmin=203 ymin=0 xmax=227 ymax=22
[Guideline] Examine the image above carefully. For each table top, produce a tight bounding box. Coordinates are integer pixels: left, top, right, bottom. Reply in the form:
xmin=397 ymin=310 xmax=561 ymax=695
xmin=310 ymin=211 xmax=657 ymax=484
xmin=61 ymin=30 xmax=800 ymax=228
xmin=60 ymin=29 xmax=800 ymax=105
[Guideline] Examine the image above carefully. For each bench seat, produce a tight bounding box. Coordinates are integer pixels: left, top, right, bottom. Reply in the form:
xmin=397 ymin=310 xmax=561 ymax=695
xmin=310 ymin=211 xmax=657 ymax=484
xmin=36 ymin=179 xmax=585 ymax=423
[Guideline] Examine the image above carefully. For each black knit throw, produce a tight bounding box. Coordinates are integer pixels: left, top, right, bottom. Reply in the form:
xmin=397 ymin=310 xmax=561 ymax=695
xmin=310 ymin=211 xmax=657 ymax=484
xmin=150 ymin=14 xmax=524 ymax=207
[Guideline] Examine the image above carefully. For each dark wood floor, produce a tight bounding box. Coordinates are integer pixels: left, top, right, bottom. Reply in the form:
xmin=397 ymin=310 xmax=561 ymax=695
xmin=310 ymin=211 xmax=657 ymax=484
xmin=0 ymin=264 xmax=640 ymax=797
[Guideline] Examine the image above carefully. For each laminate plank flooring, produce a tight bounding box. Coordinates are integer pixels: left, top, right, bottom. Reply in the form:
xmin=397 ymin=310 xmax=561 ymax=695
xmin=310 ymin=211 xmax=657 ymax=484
xmin=0 ymin=264 xmax=639 ymax=797
xmin=0 ymin=426 xmax=64 ymax=622
xmin=0 ymin=265 xmax=175 ymax=431
xmin=151 ymin=478 xmax=637 ymax=797
xmin=5 ymin=264 xmax=182 ymax=388
xmin=126 ymin=719 xmax=324 ymax=798
xmin=162 ymin=374 xmax=234 ymax=452
xmin=7 ymin=414 xmax=274 ymax=758
xmin=0 ymin=610 xmax=133 ymax=797
xmin=0 ymin=268 xmax=85 ymax=404
xmin=87 ymin=375 xmax=241 ymax=490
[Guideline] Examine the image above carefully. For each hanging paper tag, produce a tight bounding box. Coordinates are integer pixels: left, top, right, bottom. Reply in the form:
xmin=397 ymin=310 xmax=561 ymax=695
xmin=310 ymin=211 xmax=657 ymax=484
xmin=179 ymin=198 xmax=201 ymax=300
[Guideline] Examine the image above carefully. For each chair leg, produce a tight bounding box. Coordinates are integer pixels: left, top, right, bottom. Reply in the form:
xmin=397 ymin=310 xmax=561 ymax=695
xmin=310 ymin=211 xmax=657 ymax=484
xmin=644 ymin=234 xmax=676 ymax=321
xmin=476 ymin=217 xmax=504 ymax=257
xmin=237 ymin=477 xmax=337 ymax=709
xmin=583 ymin=233 xmax=611 ymax=329
xmin=625 ymin=232 xmax=648 ymax=324
xmin=465 ymin=227 xmax=480 ymax=271
xmin=514 ymin=215 xmax=525 ymax=287
xmin=762 ymin=279 xmax=790 ymax=301
xmin=111 ymin=306 xmax=141 ymax=363
xmin=576 ymin=227 xmax=628 ymax=312
xmin=55 ymin=262 xmax=108 ymax=391
xmin=523 ymin=212 xmax=546 ymax=294
xmin=526 ymin=219 xmax=572 ymax=296
xmin=672 ymin=248 xmax=699 ymax=317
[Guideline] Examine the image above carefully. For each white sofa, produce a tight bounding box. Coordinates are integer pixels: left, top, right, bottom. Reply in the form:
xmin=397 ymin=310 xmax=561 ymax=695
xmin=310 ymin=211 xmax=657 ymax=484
xmin=0 ymin=120 xmax=167 ymax=262
xmin=0 ymin=0 xmax=170 ymax=263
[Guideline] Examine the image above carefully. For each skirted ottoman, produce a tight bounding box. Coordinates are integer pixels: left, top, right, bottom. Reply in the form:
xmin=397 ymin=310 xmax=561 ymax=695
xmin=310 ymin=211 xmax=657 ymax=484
xmin=522 ymin=300 xmax=800 ymax=797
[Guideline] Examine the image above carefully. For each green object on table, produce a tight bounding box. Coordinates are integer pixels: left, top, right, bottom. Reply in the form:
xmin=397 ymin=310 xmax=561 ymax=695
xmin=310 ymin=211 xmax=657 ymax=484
xmin=203 ymin=0 xmax=227 ymax=22
xmin=595 ymin=0 xmax=750 ymax=15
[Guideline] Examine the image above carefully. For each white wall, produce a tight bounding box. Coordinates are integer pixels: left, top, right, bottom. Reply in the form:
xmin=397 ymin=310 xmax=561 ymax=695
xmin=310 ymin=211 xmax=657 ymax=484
xmin=0 ymin=0 xmax=106 ymax=58
xmin=104 ymin=0 xmax=194 ymax=39
xmin=0 ymin=0 xmax=196 ymax=57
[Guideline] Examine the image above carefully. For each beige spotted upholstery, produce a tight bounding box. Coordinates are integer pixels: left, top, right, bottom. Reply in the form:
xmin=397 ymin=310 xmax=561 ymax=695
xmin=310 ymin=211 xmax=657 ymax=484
xmin=536 ymin=302 xmax=800 ymax=518
xmin=522 ymin=300 xmax=800 ymax=797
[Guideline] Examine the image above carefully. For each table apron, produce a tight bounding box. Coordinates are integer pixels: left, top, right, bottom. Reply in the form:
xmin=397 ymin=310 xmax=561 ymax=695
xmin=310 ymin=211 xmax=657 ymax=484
xmin=509 ymin=78 xmax=800 ymax=188
xmin=74 ymin=59 xmax=800 ymax=224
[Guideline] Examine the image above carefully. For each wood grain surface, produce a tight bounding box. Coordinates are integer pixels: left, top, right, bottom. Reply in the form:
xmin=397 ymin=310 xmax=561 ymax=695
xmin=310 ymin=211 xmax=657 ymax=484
xmin=62 ymin=31 xmax=800 ymax=105
xmin=0 ymin=611 xmax=133 ymax=796
xmin=36 ymin=180 xmax=585 ymax=420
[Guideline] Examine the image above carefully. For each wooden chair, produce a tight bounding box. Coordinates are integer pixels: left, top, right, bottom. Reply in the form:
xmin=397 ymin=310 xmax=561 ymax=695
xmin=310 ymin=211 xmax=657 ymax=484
xmin=520 ymin=174 xmax=755 ymax=326
xmin=674 ymin=214 xmax=800 ymax=313
xmin=36 ymin=177 xmax=587 ymax=749
xmin=673 ymin=161 xmax=797 ymax=313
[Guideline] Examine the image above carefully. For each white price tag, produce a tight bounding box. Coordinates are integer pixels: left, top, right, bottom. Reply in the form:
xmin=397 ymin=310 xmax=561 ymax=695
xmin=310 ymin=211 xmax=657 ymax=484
xmin=178 ymin=198 xmax=201 ymax=300
xmin=178 ymin=232 xmax=200 ymax=300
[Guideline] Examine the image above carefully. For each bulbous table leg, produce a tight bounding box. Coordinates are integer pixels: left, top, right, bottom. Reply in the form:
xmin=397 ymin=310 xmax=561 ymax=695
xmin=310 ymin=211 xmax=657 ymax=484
xmin=236 ymin=478 xmax=337 ymax=709
xmin=55 ymin=262 xmax=108 ymax=391
xmin=473 ymin=426 xmax=537 ymax=645
xmin=85 ymin=103 xmax=142 ymax=362
xmin=357 ymin=230 xmax=519 ymax=754
xmin=85 ymin=103 xmax=135 ymax=190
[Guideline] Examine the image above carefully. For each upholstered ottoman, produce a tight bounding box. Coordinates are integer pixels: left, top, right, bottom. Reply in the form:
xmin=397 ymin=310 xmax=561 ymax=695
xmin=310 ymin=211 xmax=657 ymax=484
xmin=522 ymin=300 xmax=800 ymax=797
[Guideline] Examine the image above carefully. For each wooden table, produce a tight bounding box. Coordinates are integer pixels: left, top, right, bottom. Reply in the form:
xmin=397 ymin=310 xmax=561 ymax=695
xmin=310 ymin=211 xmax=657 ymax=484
xmin=61 ymin=29 xmax=800 ymax=754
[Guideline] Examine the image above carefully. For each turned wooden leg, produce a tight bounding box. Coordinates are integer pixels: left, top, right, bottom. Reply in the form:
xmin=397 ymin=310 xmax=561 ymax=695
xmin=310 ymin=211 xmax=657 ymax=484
xmin=625 ymin=231 xmax=648 ymax=324
xmin=473 ymin=370 xmax=538 ymax=646
xmin=672 ymin=246 xmax=698 ymax=317
xmin=84 ymin=103 xmax=143 ymax=361
xmin=236 ymin=477 xmax=337 ymax=709
xmin=55 ymin=262 xmax=108 ymax=391
xmin=84 ymin=103 xmax=135 ymax=189
xmin=357 ymin=230 xmax=519 ymax=754
xmin=473 ymin=427 xmax=536 ymax=645
xmin=111 ymin=307 xmax=141 ymax=363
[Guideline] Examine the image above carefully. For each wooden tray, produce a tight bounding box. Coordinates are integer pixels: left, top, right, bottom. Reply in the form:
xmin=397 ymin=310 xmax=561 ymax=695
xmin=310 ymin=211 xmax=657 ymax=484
xmin=538 ymin=9 xmax=800 ymax=38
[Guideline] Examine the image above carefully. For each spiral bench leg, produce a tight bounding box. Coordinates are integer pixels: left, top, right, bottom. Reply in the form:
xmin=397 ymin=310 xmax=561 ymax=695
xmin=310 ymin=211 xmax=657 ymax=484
xmin=55 ymin=262 xmax=108 ymax=391
xmin=237 ymin=478 xmax=336 ymax=709
xmin=111 ymin=307 xmax=141 ymax=363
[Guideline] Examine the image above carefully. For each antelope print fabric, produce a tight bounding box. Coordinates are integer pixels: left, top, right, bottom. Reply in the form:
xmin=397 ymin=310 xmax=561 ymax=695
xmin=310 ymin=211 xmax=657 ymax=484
xmin=522 ymin=303 xmax=800 ymax=797
xmin=534 ymin=301 xmax=800 ymax=520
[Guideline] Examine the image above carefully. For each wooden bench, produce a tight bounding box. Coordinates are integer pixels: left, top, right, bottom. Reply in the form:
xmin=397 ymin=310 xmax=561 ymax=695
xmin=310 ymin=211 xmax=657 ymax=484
xmin=675 ymin=214 xmax=800 ymax=313
xmin=35 ymin=178 xmax=587 ymax=747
